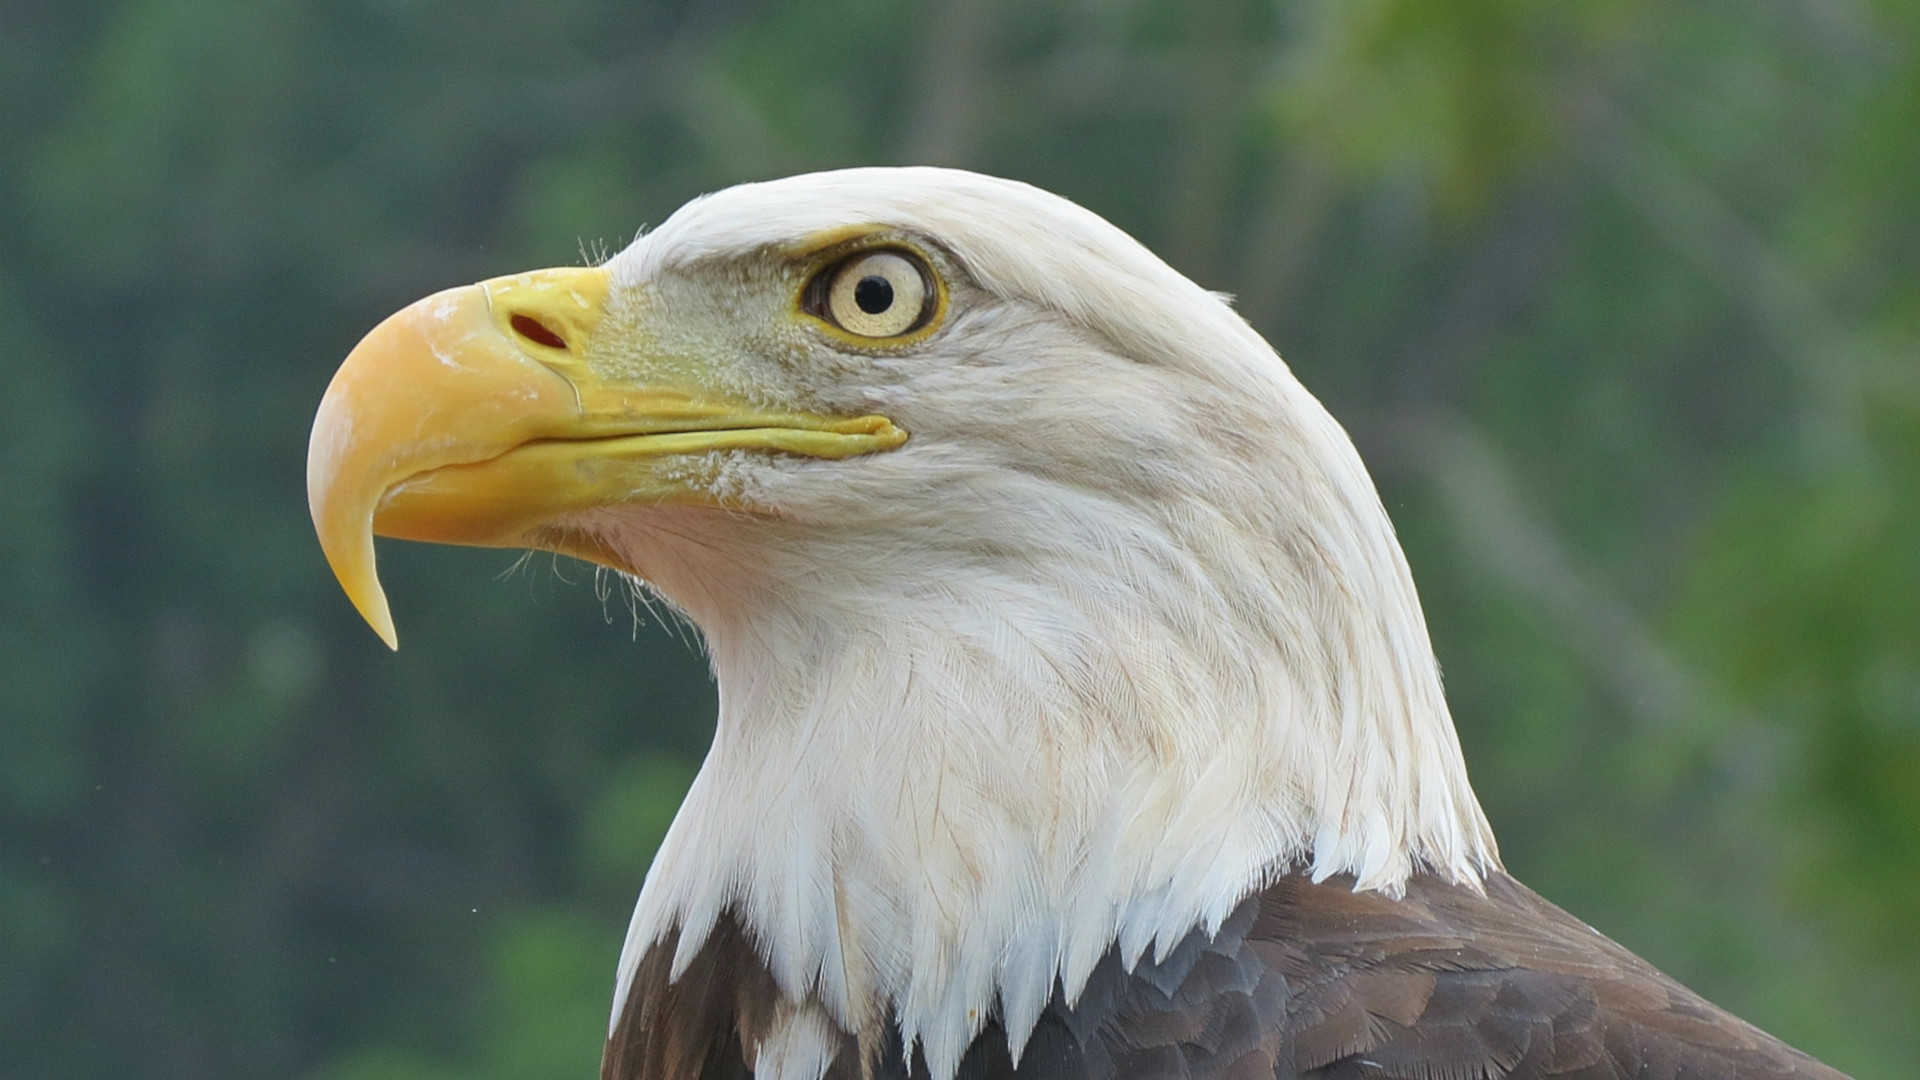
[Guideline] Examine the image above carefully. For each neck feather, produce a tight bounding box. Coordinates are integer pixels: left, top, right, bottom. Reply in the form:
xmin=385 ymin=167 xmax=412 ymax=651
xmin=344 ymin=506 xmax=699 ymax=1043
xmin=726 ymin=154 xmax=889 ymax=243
xmin=602 ymin=416 xmax=1498 ymax=1079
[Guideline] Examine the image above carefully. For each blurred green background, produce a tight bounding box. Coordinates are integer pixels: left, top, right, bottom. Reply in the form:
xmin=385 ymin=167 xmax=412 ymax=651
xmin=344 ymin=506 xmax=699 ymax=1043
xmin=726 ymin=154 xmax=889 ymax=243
xmin=2 ymin=0 xmax=1918 ymax=1077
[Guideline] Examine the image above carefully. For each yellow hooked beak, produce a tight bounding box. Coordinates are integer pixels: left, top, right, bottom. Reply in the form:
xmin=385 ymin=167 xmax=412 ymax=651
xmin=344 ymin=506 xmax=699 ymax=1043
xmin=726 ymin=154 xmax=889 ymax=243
xmin=307 ymin=266 xmax=906 ymax=649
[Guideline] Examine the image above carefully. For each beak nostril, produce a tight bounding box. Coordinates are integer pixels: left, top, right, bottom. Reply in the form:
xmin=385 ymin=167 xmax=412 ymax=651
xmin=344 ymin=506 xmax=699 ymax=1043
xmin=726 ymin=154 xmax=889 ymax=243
xmin=510 ymin=313 xmax=568 ymax=351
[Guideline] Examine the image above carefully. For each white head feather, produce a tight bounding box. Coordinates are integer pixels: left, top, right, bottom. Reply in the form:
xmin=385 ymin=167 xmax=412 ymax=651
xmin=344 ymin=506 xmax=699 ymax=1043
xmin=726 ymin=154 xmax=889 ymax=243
xmin=586 ymin=167 xmax=1499 ymax=1080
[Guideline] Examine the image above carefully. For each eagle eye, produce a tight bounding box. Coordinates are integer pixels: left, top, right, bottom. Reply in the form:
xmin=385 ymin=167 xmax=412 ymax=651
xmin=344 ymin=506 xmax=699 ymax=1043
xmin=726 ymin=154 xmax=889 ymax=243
xmin=808 ymin=249 xmax=934 ymax=339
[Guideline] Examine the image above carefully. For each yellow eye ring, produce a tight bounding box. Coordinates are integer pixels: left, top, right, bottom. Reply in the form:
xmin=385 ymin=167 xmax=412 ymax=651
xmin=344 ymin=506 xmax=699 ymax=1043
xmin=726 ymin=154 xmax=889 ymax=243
xmin=805 ymin=248 xmax=937 ymax=339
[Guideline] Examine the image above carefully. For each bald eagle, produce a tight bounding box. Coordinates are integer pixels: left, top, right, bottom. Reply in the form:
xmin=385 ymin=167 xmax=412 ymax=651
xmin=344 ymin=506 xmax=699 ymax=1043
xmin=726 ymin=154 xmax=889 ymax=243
xmin=308 ymin=168 xmax=1848 ymax=1080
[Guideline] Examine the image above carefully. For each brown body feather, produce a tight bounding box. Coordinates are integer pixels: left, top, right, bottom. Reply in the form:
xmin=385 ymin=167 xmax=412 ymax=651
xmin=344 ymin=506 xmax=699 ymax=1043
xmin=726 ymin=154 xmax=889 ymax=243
xmin=606 ymin=873 xmax=1847 ymax=1080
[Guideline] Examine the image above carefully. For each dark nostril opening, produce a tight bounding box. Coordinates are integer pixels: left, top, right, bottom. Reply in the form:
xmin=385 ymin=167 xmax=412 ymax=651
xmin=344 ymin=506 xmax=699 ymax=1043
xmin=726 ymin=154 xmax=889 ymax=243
xmin=510 ymin=313 xmax=568 ymax=350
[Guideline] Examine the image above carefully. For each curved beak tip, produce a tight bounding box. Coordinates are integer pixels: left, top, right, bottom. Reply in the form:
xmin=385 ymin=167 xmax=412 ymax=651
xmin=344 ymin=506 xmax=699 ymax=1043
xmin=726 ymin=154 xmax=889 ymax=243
xmin=311 ymin=506 xmax=402 ymax=651
xmin=359 ymin=587 xmax=401 ymax=652
xmin=309 ymin=404 xmax=401 ymax=650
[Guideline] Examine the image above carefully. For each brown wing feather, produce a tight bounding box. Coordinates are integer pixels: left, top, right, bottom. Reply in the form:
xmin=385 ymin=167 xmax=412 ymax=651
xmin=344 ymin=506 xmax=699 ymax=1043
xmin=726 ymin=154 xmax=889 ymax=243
xmin=603 ymin=914 xmax=785 ymax=1080
xmin=603 ymin=873 xmax=1851 ymax=1080
xmin=1247 ymin=873 xmax=1847 ymax=1080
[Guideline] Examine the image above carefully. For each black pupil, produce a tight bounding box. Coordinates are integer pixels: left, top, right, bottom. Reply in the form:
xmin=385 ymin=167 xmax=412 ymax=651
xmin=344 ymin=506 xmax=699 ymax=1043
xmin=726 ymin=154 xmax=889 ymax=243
xmin=854 ymin=274 xmax=894 ymax=315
